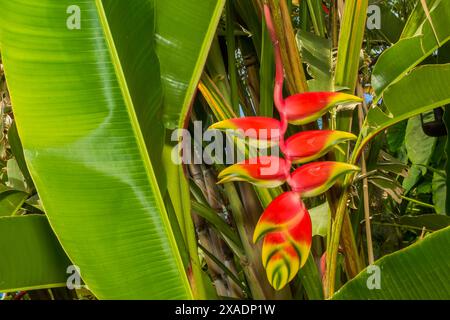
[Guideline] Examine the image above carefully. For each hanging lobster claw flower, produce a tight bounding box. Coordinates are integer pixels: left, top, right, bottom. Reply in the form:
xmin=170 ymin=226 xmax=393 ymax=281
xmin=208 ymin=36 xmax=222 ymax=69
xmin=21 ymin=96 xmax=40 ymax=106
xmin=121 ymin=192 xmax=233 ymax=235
xmin=209 ymin=117 xmax=282 ymax=147
xmin=253 ymin=192 xmax=312 ymax=290
xmin=289 ymin=161 xmax=360 ymax=197
xmin=283 ymin=130 xmax=357 ymax=164
xmin=217 ymin=156 xmax=290 ymax=188
xmin=261 ymin=233 xmax=300 ymax=290
xmin=284 ymin=92 xmax=362 ymax=125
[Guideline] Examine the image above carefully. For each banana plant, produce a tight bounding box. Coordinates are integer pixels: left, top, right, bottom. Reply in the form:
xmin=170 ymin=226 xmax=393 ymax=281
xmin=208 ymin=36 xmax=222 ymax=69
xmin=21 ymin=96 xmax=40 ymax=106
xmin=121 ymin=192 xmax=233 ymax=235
xmin=0 ymin=0 xmax=224 ymax=299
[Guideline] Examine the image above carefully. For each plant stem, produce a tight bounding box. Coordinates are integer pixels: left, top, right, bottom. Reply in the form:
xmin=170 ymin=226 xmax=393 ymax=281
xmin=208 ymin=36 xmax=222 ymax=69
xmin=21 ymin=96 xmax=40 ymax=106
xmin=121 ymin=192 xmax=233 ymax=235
xmin=226 ymin=1 xmax=240 ymax=114
xmin=306 ymin=0 xmax=326 ymax=37
xmin=360 ymin=145 xmax=374 ymax=265
xmin=401 ymin=196 xmax=436 ymax=209
xmin=357 ymin=84 xmax=374 ymax=265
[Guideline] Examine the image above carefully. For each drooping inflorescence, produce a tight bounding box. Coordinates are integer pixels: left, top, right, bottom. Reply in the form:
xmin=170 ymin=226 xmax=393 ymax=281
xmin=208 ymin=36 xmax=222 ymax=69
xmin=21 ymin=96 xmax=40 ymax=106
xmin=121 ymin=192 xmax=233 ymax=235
xmin=209 ymin=4 xmax=361 ymax=290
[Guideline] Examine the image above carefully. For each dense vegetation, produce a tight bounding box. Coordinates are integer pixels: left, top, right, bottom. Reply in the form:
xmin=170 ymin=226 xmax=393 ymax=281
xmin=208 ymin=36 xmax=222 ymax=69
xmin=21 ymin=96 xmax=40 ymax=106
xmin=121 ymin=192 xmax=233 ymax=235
xmin=0 ymin=0 xmax=449 ymax=300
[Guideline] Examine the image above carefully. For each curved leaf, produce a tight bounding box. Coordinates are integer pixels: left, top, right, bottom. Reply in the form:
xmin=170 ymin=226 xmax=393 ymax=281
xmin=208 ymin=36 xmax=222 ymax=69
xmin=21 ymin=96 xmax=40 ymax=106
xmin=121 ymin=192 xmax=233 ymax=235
xmin=295 ymin=30 xmax=332 ymax=91
xmin=0 ymin=0 xmax=191 ymax=299
xmin=155 ymin=0 xmax=226 ymax=128
xmin=401 ymin=0 xmax=441 ymax=39
xmin=333 ymin=226 xmax=450 ymax=299
xmin=0 ymin=189 xmax=27 ymax=217
xmin=372 ymin=0 xmax=450 ymax=97
xmin=0 ymin=215 xmax=71 ymax=292
xmin=362 ymin=64 xmax=450 ymax=151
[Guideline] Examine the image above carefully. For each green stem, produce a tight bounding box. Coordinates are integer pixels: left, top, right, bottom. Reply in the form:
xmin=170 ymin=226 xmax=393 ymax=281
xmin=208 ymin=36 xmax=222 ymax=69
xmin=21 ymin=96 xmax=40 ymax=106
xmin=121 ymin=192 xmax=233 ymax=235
xmin=226 ymin=1 xmax=240 ymax=113
xmin=306 ymin=0 xmax=325 ymax=37
xmin=326 ymin=129 xmax=367 ymax=297
xmin=401 ymin=196 xmax=435 ymax=209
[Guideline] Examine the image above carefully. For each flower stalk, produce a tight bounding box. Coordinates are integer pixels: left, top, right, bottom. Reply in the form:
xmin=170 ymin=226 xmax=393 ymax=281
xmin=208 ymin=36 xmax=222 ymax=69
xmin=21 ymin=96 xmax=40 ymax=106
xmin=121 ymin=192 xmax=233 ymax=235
xmin=209 ymin=4 xmax=361 ymax=290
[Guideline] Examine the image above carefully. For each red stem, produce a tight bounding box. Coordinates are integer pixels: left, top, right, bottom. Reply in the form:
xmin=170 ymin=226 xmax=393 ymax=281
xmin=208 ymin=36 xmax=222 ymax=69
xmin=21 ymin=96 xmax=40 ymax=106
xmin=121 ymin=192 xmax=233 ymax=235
xmin=264 ymin=4 xmax=299 ymax=191
xmin=263 ymin=4 xmax=288 ymax=150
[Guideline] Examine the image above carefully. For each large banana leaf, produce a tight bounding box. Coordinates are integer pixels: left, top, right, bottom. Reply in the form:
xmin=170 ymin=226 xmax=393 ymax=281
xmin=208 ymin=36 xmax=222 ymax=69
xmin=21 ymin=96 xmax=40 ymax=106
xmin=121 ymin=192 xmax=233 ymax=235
xmin=401 ymin=0 xmax=440 ymax=39
xmin=359 ymin=64 xmax=450 ymax=154
xmin=0 ymin=0 xmax=191 ymax=299
xmin=0 ymin=215 xmax=71 ymax=292
xmin=372 ymin=0 xmax=450 ymax=97
xmin=155 ymin=0 xmax=226 ymax=128
xmin=155 ymin=0 xmax=226 ymax=299
xmin=333 ymin=226 xmax=450 ymax=299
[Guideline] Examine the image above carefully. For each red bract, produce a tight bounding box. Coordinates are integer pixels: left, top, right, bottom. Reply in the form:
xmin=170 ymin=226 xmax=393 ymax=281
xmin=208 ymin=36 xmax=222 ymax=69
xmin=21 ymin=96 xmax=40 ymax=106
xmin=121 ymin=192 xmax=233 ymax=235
xmin=253 ymin=192 xmax=312 ymax=290
xmin=289 ymin=162 xmax=360 ymax=197
xmin=283 ymin=92 xmax=362 ymax=125
xmin=209 ymin=117 xmax=282 ymax=144
xmin=262 ymin=233 xmax=300 ymax=290
xmin=217 ymin=156 xmax=291 ymax=188
xmin=283 ymin=130 xmax=357 ymax=164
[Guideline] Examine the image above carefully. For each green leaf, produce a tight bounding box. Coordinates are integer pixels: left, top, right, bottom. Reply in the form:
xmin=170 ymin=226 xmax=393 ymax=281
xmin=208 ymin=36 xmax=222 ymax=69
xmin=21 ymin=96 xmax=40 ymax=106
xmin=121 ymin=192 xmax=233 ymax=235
xmin=333 ymin=226 xmax=450 ymax=299
xmin=154 ymin=0 xmax=226 ymax=299
xmin=191 ymin=200 xmax=244 ymax=256
xmin=0 ymin=189 xmax=28 ymax=217
xmin=369 ymin=175 xmax=404 ymax=203
xmin=260 ymin=16 xmax=275 ymax=118
xmin=403 ymin=115 xmax=437 ymax=191
xmin=305 ymin=0 xmax=325 ymax=38
xmin=361 ymin=64 xmax=450 ymax=153
xmin=334 ymin=0 xmax=368 ymax=143
xmin=296 ymin=30 xmax=332 ymax=91
xmin=386 ymin=121 xmax=407 ymax=154
xmin=372 ymin=0 xmax=450 ymax=97
xmin=370 ymin=4 xmax=404 ymax=44
xmin=401 ymin=0 xmax=441 ymax=39
xmin=297 ymin=254 xmax=324 ymax=300
xmin=309 ymin=202 xmax=330 ymax=237
xmin=0 ymin=0 xmax=191 ymax=299
xmin=334 ymin=0 xmax=369 ymax=93
xmin=398 ymin=214 xmax=450 ymax=231
xmin=6 ymin=159 xmax=26 ymax=192
xmin=155 ymin=0 xmax=226 ymax=128
xmin=403 ymin=165 xmax=424 ymax=193
xmin=226 ymin=1 xmax=239 ymax=114
xmin=445 ymin=108 xmax=450 ymax=214
xmin=432 ymin=171 xmax=447 ymax=214
xmin=8 ymin=121 xmax=33 ymax=189
xmin=0 ymin=215 xmax=72 ymax=292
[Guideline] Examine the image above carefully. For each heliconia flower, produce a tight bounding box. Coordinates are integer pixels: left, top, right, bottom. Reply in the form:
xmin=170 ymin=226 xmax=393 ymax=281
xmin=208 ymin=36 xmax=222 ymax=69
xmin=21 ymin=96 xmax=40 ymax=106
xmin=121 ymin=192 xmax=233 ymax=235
xmin=283 ymin=130 xmax=357 ymax=164
xmin=209 ymin=117 xmax=282 ymax=147
xmin=217 ymin=156 xmax=291 ymax=188
xmin=283 ymin=92 xmax=362 ymax=125
xmin=253 ymin=192 xmax=312 ymax=290
xmin=261 ymin=233 xmax=300 ymax=290
xmin=289 ymin=162 xmax=360 ymax=197
xmin=253 ymin=191 xmax=305 ymax=241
